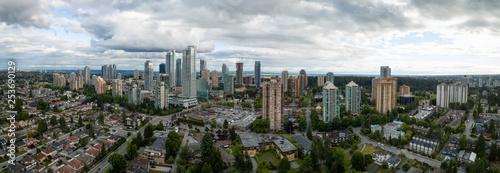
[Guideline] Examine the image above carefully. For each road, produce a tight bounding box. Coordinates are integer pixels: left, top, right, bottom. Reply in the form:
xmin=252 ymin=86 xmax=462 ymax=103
xmin=0 ymin=126 xmax=84 ymax=169
xmin=89 ymin=124 xmax=148 ymax=173
xmin=465 ymin=112 xmax=475 ymax=140
xmin=305 ymin=95 xmax=312 ymax=126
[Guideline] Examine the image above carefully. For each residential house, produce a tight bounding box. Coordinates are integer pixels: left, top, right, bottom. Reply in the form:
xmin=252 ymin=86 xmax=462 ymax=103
xmin=409 ymin=135 xmax=439 ymax=156
xmin=126 ymin=157 xmax=149 ymax=173
xmin=32 ymin=152 xmax=47 ymax=162
xmin=60 ymin=139 xmax=71 ymax=149
xmin=51 ymin=141 xmax=63 ymax=151
xmin=67 ymin=158 xmax=84 ymax=172
xmin=458 ymin=150 xmax=476 ymax=164
xmin=15 ymin=141 xmax=27 ymax=152
xmin=239 ymin=134 xmax=299 ymax=160
xmin=138 ymin=147 xmax=164 ymax=164
xmin=23 ymin=137 xmax=38 ymax=146
xmin=67 ymin=136 xmax=79 ymax=147
xmin=386 ymin=157 xmax=401 ymax=168
xmin=41 ymin=147 xmax=57 ymax=156
xmin=43 ymin=131 xmax=54 ymax=139
xmin=107 ymin=135 xmax=121 ymax=143
xmin=383 ymin=121 xmax=405 ymax=140
xmin=150 ymin=137 xmax=167 ymax=154
xmin=441 ymin=147 xmax=458 ymax=160
xmin=371 ymin=125 xmax=382 ymax=133
xmin=372 ymin=150 xmax=391 ymax=165
xmin=408 ymin=167 xmax=423 ymax=173
xmin=55 ymin=165 xmax=76 ymax=173
xmin=75 ymin=153 xmax=94 ymax=165
xmin=85 ymin=148 xmax=100 ymax=158
xmin=290 ymin=135 xmax=312 ymax=154
xmin=19 ymin=155 xmax=37 ymax=171
xmin=8 ymin=163 xmax=26 ymax=173
xmin=34 ymin=165 xmax=46 ymax=173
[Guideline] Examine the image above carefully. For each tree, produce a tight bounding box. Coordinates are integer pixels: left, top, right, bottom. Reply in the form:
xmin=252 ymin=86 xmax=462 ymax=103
xmin=351 ymin=151 xmax=365 ymax=171
xmin=59 ymin=116 xmax=68 ymax=132
xmin=122 ymin=111 xmax=127 ymax=122
xmin=89 ymin=124 xmax=95 ymax=138
xmin=201 ymin=133 xmax=224 ymax=173
xmin=156 ymin=121 xmax=164 ymax=131
xmin=489 ymin=143 xmax=498 ymax=161
xmin=78 ymin=138 xmax=88 ymax=147
xmin=211 ymin=119 xmax=217 ymax=129
xmin=98 ymin=111 xmax=105 ymax=124
xmin=252 ymin=119 xmax=270 ymax=133
xmin=476 ymin=132 xmax=487 ymax=158
xmin=37 ymin=120 xmax=48 ymax=134
xmin=70 ymin=116 xmax=74 ymax=123
xmin=382 ymin=161 xmax=389 ymax=169
xmin=144 ymin=123 xmax=155 ymax=140
xmin=125 ymin=142 xmax=138 ymax=160
xmin=50 ymin=116 xmax=58 ymax=126
xmin=307 ymin=125 xmax=313 ymax=140
xmin=223 ymin=119 xmax=229 ymax=129
xmin=278 ymin=158 xmax=290 ymax=173
xmin=299 ymin=115 xmax=307 ymax=132
xmin=108 ymin=153 xmax=126 ymax=173
xmin=459 ymin=135 xmax=468 ymax=150
xmin=78 ymin=115 xmax=83 ymax=127
xmin=230 ymin=127 xmax=238 ymax=141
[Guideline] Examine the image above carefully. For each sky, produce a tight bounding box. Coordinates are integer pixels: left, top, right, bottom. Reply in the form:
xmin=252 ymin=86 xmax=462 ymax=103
xmin=1 ymin=0 xmax=500 ymax=75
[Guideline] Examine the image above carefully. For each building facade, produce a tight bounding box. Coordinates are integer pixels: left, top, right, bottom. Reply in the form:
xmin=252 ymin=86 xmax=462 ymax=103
xmin=224 ymin=74 xmax=234 ymax=95
xmin=374 ymin=77 xmax=398 ymax=114
xmin=400 ymin=84 xmax=410 ymax=95
xmin=436 ymin=83 xmax=468 ymax=108
xmin=144 ymin=60 xmax=154 ymax=90
xmin=200 ymin=59 xmax=206 ymax=78
xmin=322 ymin=82 xmax=340 ymax=122
xmin=112 ymin=79 xmax=122 ymax=97
xmin=299 ymin=69 xmax=307 ymax=89
xmin=326 ymin=72 xmax=334 ymax=84
xmin=236 ymin=62 xmax=243 ymax=86
xmin=262 ymin=79 xmax=284 ymax=131
xmin=255 ymin=61 xmax=261 ymax=88
xmin=380 ymin=66 xmax=391 ymax=78
xmin=317 ymin=75 xmax=324 ymax=86
xmin=345 ymin=81 xmax=360 ymax=114
xmin=134 ymin=69 xmax=139 ymax=80
xmin=166 ymin=50 xmax=175 ymax=87
xmin=182 ymin=46 xmax=197 ymax=98
xmin=84 ymin=66 xmax=90 ymax=84
xmin=211 ymin=70 xmax=219 ymax=88
xmin=155 ymin=82 xmax=169 ymax=109
xmin=282 ymin=70 xmax=289 ymax=92
xmin=176 ymin=59 xmax=182 ymax=86
xmin=159 ymin=63 xmax=166 ymax=74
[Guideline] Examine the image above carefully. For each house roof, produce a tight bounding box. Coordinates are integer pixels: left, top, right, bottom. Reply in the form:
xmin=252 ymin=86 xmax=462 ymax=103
xmin=19 ymin=155 xmax=35 ymax=165
xmin=151 ymin=137 xmax=167 ymax=150
xmin=67 ymin=136 xmax=79 ymax=141
xmin=273 ymin=139 xmax=298 ymax=153
xmin=32 ymin=152 xmax=46 ymax=161
xmin=373 ymin=150 xmax=391 ymax=156
xmin=67 ymin=158 xmax=84 ymax=169
xmin=290 ymin=135 xmax=312 ymax=152
xmin=386 ymin=157 xmax=400 ymax=165
xmin=56 ymin=165 xmax=75 ymax=173
xmin=42 ymin=147 xmax=57 ymax=154
xmin=85 ymin=148 xmax=100 ymax=157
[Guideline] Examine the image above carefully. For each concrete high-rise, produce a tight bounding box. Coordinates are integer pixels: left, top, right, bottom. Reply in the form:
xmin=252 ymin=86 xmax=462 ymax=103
xmin=317 ymin=75 xmax=324 ymax=86
xmin=224 ymin=74 xmax=234 ymax=95
xmin=262 ymin=79 xmax=284 ymax=131
xmin=159 ymin=63 xmax=166 ymax=74
xmin=380 ymin=66 xmax=391 ymax=78
xmin=176 ymin=59 xmax=182 ymax=86
xmin=322 ymin=82 xmax=340 ymax=122
xmin=155 ymin=82 xmax=169 ymax=109
xmin=345 ymin=81 xmax=360 ymax=114
xmin=77 ymin=69 xmax=82 ymax=76
xmin=202 ymin=69 xmax=210 ymax=82
xmin=400 ymin=85 xmax=410 ymax=95
xmin=129 ymin=84 xmax=140 ymax=105
xmin=222 ymin=63 xmax=229 ymax=83
xmin=101 ymin=64 xmax=116 ymax=79
xmin=84 ymin=66 xmax=90 ymax=84
xmin=299 ymin=69 xmax=308 ymax=89
xmin=287 ymin=77 xmax=300 ymax=98
xmin=374 ymin=77 xmax=398 ymax=114
xmin=236 ymin=62 xmax=243 ymax=86
xmin=255 ymin=61 xmax=261 ymax=88
xmin=112 ymin=79 xmax=122 ymax=97
xmin=91 ymin=75 xmax=97 ymax=85
xmin=134 ymin=69 xmax=139 ymax=80
xmin=95 ymin=76 xmax=106 ymax=94
xmin=182 ymin=46 xmax=197 ymax=98
xmin=281 ymin=70 xmax=289 ymax=92
xmin=479 ymin=77 xmax=483 ymax=87
xmin=211 ymin=70 xmax=219 ymax=88
xmin=156 ymin=74 xmax=168 ymax=86
xmin=166 ymin=50 xmax=176 ymax=87
xmin=116 ymin=73 xmax=122 ymax=80
xmin=326 ymin=72 xmax=334 ymax=84
xmin=200 ymin=59 xmax=206 ymax=78
xmin=461 ymin=76 xmax=471 ymax=87
xmin=144 ymin=60 xmax=154 ymax=90
xmin=436 ymin=83 xmax=468 ymax=108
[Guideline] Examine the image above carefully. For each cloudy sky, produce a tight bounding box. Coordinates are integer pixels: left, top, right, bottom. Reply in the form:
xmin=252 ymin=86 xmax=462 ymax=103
xmin=1 ymin=0 xmax=500 ymax=75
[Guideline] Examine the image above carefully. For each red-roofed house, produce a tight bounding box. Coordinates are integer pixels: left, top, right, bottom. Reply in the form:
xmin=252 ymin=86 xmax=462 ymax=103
xmin=56 ymin=165 xmax=76 ymax=173
xmin=93 ymin=143 xmax=108 ymax=151
xmin=24 ymin=137 xmax=38 ymax=146
xmin=85 ymin=148 xmax=100 ymax=158
xmin=67 ymin=158 xmax=84 ymax=172
xmin=67 ymin=136 xmax=79 ymax=147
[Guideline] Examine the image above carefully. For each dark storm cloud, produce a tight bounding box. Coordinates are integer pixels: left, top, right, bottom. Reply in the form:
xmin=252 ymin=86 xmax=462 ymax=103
xmin=0 ymin=0 xmax=53 ymax=28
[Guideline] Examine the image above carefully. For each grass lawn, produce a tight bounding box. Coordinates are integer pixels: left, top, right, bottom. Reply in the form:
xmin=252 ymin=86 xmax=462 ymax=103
xmin=256 ymin=150 xmax=280 ymax=166
xmin=361 ymin=144 xmax=377 ymax=155
xmin=224 ymin=149 xmax=231 ymax=154
xmin=294 ymin=158 xmax=303 ymax=165
xmin=365 ymin=162 xmax=376 ymax=171
xmin=375 ymin=168 xmax=391 ymax=173
xmin=230 ymin=144 xmax=242 ymax=156
xmin=406 ymin=159 xmax=417 ymax=167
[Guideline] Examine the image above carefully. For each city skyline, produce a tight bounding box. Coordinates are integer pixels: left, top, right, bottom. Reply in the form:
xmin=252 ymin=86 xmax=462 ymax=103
xmin=2 ymin=1 xmax=500 ymax=75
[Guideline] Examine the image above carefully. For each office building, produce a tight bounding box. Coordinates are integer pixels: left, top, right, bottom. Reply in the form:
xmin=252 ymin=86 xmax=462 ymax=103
xmin=95 ymin=76 xmax=106 ymax=94
xmin=400 ymin=84 xmax=410 ymax=95
xmin=317 ymin=75 xmax=324 ymax=86
xmin=345 ymin=81 xmax=360 ymax=114
xmin=236 ymin=62 xmax=243 ymax=86
xmin=255 ymin=61 xmax=261 ymax=88
xmin=84 ymin=66 xmax=90 ymax=84
xmin=134 ymin=69 xmax=139 ymax=80
xmin=112 ymin=79 xmax=122 ymax=97
xmin=159 ymin=63 xmax=166 ymax=74
xmin=212 ymin=70 xmax=219 ymax=88
xmin=182 ymin=45 xmax=196 ymax=98
xmin=166 ymin=50 xmax=176 ymax=87
xmin=299 ymin=69 xmax=307 ymax=89
xmin=262 ymin=79 xmax=284 ymax=131
xmin=380 ymin=66 xmax=391 ymax=78
xmin=176 ymin=59 xmax=182 ymax=86
xmin=144 ymin=60 xmax=154 ymax=90
xmin=322 ymin=82 xmax=340 ymax=122
xmin=155 ymin=82 xmax=169 ymax=109
xmin=224 ymin=74 xmax=234 ymax=95
xmin=326 ymin=72 xmax=334 ymax=84
xmin=436 ymin=83 xmax=468 ymax=108
xmin=374 ymin=77 xmax=398 ymax=114
xmin=129 ymin=84 xmax=140 ymax=105
xmin=282 ymin=70 xmax=289 ymax=92
xmin=222 ymin=63 xmax=229 ymax=82
xmin=200 ymin=59 xmax=206 ymax=78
